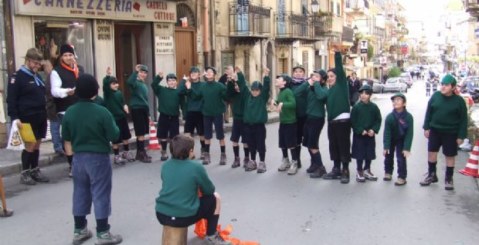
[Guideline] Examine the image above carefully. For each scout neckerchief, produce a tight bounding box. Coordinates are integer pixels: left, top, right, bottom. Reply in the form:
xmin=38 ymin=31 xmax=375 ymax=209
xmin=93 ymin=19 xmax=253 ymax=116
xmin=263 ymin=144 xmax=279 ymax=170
xmin=393 ymin=109 xmax=409 ymax=137
xmin=20 ymin=65 xmax=44 ymax=87
xmin=61 ymin=61 xmax=79 ymax=79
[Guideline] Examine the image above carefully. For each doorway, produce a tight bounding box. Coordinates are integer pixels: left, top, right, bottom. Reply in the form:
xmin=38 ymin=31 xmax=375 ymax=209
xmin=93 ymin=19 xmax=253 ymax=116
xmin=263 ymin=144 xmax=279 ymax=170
xmin=175 ymin=29 xmax=196 ymax=78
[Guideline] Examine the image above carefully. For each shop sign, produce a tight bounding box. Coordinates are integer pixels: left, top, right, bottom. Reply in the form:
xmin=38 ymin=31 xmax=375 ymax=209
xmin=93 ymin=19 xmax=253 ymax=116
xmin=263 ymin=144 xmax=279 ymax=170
xmin=16 ymin=0 xmax=176 ymax=23
xmin=155 ymin=36 xmax=174 ymax=54
xmin=97 ymin=20 xmax=111 ymax=40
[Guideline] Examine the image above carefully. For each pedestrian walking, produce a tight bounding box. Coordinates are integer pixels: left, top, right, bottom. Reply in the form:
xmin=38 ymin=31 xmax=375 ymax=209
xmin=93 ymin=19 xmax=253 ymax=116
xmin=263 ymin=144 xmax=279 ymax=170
xmin=189 ymin=67 xmax=228 ymax=165
xmin=7 ymin=48 xmax=50 ymax=185
xmin=383 ymin=93 xmax=414 ymax=186
xmin=351 ymin=84 xmax=382 ymax=182
xmin=420 ymin=74 xmax=467 ymax=191
xmin=127 ymin=64 xmax=152 ymax=163
xmin=43 ymin=59 xmax=64 ymax=156
xmin=219 ymin=66 xmax=233 ymax=124
xmin=290 ymin=65 xmax=308 ymax=169
xmin=62 ymin=74 xmax=122 ymax=245
xmin=152 ymin=72 xmax=186 ymax=161
xmin=103 ymin=67 xmax=134 ymax=165
xmin=155 ymin=134 xmax=231 ymax=245
xmin=348 ymin=72 xmax=361 ymax=106
xmin=323 ymin=49 xmax=352 ymax=184
xmin=242 ymin=67 xmax=271 ymax=173
xmin=0 ymin=175 xmax=14 ymax=217
xmin=426 ymin=79 xmax=431 ymax=96
xmin=51 ymin=44 xmax=84 ymax=176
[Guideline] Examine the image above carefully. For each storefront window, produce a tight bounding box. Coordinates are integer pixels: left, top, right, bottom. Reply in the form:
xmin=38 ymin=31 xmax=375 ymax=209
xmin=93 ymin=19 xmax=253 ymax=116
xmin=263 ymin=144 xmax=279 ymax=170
xmin=34 ymin=19 xmax=93 ymax=73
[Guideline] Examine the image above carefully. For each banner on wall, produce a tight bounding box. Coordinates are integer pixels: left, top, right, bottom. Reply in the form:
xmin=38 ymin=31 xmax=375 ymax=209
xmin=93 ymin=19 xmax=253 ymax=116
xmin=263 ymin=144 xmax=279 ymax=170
xmin=16 ymin=0 xmax=176 ymax=23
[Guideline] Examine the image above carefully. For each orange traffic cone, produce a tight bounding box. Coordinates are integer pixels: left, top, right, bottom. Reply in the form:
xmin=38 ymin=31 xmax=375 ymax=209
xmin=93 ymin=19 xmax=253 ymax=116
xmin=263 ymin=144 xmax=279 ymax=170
xmin=459 ymin=140 xmax=479 ymax=178
xmin=148 ymin=119 xmax=161 ymax=150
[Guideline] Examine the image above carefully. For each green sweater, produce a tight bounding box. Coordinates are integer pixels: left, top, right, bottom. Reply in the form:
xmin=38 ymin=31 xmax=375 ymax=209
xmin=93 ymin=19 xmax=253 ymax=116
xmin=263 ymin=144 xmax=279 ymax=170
xmin=127 ymin=72 xmax=149 ymax=110
xmin=227 ymin=72 xmax=248 ymax=120
xmin=155 ymin=159 xmax=215 ymax=217
xmin=190 ymin=80 xmax=227 ymax=116
xmin=326 ymin=52 xmax=350 ymax=121
xmin=351 ymin=101 xmax=382 ymax=135
xmin=243 ymin=76 xmax=271 ymax=124
xmin=62 ymin=100 xmax=119 ymax=153
xmin=179 ymin=79 xmax=204 ymax=112
xmin=290 ymin=80 xmax=308 ymax=118
xmin=152 ymin=75 xmax=186 ymax=116
xmin=423 ymin=91 xmax=468 ymax=139
xmin=295 ymin=82 xmax=328 ymax=119
xmin=103 ymin=76 xmax=126 ymax=120
xmin=275 ymin=87 xmax=296 ymax=124
xmin=383 ymin=110 xmax=414 ymax=151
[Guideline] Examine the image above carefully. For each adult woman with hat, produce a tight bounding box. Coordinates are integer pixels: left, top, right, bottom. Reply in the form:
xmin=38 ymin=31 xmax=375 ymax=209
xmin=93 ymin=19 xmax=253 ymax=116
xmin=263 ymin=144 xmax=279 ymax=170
xmin=7 ymin=48 xmax=50 ymax=185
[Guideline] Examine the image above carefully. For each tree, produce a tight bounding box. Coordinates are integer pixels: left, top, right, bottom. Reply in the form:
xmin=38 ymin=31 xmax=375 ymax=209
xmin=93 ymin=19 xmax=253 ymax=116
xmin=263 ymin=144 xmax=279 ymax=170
xmin=388 ymin=66 xmax=401 ymax=77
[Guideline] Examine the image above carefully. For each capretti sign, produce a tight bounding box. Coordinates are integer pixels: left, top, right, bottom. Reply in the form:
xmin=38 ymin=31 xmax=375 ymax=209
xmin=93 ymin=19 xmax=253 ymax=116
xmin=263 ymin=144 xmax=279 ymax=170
xmin=16 ymin=0 xmax=177 ymax=22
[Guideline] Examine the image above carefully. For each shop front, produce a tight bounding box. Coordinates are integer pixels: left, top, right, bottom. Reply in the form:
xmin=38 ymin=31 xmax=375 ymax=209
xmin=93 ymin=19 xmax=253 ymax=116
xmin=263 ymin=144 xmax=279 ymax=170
xmin=11 ymin=0 xmax=177 ymax=116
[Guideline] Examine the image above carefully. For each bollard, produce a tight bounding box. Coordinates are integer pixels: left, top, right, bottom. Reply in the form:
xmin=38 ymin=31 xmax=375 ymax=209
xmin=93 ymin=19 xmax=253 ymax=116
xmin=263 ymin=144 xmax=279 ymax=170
xmin=161 ymin=226 xmax=187 ymax=245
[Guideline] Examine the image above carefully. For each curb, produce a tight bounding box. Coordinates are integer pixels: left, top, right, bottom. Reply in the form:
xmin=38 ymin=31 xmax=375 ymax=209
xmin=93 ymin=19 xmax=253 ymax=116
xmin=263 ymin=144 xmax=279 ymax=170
xmin=0 ymin=114 xmax=280 ymax=177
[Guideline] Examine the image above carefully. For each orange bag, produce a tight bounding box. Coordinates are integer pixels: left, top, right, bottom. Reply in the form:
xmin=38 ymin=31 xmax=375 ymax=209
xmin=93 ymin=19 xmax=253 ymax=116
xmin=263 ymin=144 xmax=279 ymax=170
xmin=194 ymin=220 xmax=259 ymax=245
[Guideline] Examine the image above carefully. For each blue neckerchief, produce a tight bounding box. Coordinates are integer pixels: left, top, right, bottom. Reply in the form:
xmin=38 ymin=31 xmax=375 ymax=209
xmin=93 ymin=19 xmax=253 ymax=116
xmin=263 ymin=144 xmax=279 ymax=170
xmin=392 ymin=109 xmax=409 ymax=137
xmin=20 ymin=65 xmax=44 ymax=87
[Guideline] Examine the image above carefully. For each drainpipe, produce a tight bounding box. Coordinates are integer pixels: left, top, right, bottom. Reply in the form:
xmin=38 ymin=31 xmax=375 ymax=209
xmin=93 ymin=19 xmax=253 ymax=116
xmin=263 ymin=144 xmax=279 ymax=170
xmin=202 ymin=0 xmax=210 ymax=67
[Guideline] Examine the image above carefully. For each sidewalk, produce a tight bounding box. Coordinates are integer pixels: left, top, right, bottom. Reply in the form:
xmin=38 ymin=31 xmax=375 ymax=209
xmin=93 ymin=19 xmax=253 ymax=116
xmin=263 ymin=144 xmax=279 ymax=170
xmin=0 ymin=112 xmax=280 ymax=176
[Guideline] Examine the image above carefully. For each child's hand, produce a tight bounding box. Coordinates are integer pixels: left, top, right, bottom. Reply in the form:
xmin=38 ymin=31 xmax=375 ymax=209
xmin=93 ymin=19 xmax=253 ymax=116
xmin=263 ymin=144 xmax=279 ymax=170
xmin=234 ymin=83 xmax=240 ymax=92
xmin=424 ymin=130 xmax=430 ymax=138
xmin=362 ymin=130 xmax=368 ymax=136
xmin=135 ymin=64 xmax=141 ymax=72
xmin=235 ymin=66 xmax=241 ymax=73
xmin=183 ymin=74 xmax=188 ymax=81
xmin=383 ymin=149 xmax=389 ymax=156
xmin=106 ymin=67 xmax=112 ymax=76
xmin=185 ymin=80 xmax=191 ymax=89
xmin=123 ymin=105 xmax=129 ymax=114
xmin=263 ymin=67 xmax=270 ymax=76
xmin=307 ymin=77 xmax=315 ymax=86
xmin=367 ymin=129 xmax=375 ymax=137
xmin=231 ymin=72 xmax=238 ymax=82
xmin=158 ymin=71 xmax=164 ymax=78
xmin=276 ymin=102 xmax=283 ymax=113
xmin=402 ymin=151 xmax=410 ymax=158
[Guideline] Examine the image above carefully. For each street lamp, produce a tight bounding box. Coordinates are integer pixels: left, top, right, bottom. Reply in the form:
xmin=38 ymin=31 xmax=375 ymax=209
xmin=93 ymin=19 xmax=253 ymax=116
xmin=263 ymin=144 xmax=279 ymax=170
xmin=311 ymin=0 xmax=319 ymax=13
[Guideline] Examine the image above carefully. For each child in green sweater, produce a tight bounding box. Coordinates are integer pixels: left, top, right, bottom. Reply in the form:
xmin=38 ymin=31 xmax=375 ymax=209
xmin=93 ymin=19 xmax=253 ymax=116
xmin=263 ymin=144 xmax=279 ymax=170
xmin=383 ymin=93 xmax=414 ymax=186
xmin=351 ymin=84 xmax=382 ymax=182
xmin=103 ymin=67 xmax=133 ymax=166
xmin=155 ymin=134 xmax=231 ymax=245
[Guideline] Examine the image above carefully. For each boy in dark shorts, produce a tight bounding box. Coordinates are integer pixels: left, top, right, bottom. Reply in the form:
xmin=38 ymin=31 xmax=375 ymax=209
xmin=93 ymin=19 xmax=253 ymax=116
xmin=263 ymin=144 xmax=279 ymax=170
xmin=226 ymin=67 xmax=250 ymax=168
xmin=383 ymin=93 xmax=414 ymax=186
xmin=294 ymin=69 xmax=329 ymax=178
xmin=351 ymin=84 xmax=382 ymax=182
xmin=243 ymin=67 xmax=271 ymax=173
xmin=273 ymin=74 xmax=298 ymax=173
xmin=155 ymin=134 xmax=231 ymax=245
xmin=188 ymin=67 xmax=228 ymax=165
xmin=127 ymin=64 xmax=151 ymax=163
xmin=421 ymin=74 xmax=467 ymax=190
xmin=103 ymin=67 xmax=133 ymax=165
xmin=152 ymin=72 xmax=186 ymax=161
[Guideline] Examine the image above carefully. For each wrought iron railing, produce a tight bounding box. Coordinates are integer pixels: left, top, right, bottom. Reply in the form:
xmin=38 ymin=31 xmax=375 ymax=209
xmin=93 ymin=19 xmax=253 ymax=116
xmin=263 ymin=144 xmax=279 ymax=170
xmin=312 ymin=15 xmax=333 ymax=37
xmin=229 ymin=2 xmax=271 ymax=37
xmin=276 ymin=12 xmax=313 ymax=39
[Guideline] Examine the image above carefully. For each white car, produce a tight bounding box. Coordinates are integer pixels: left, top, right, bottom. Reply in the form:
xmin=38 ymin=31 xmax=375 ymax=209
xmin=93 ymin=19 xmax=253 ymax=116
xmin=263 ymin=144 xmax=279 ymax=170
xmin=382 ymin=77 xmax=408 ymax=93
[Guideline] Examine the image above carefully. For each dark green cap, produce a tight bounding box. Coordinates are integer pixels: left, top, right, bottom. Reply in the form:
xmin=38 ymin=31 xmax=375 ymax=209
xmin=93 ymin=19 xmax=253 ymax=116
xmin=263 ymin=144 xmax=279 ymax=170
xmin=166 ymin=73 xmax=177 ymax=80
xmin=139 ymin=65 xmax=148 ymax=72
xmin=441 ymin=74 xmax=456 ymax=86
xmin=190 ymin=66 xmax=200 ymax=73
xmin=359 ymin=84 xmax=372 ymax=93
xmin=391 ymin=93 xmax=406 ymax=102
xmin=251 ymin=81 xmax=262 ymax=90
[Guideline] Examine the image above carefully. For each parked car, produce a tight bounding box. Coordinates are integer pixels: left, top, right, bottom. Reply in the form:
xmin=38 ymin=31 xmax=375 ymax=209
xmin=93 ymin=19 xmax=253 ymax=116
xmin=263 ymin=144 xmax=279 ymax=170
xmin=400 ymin=72 xmax=413 ymax=88
xmin=360 ymin=78 xmax=384 ymax=93
xmin=383 ymin=77 xmax=408 ymax=93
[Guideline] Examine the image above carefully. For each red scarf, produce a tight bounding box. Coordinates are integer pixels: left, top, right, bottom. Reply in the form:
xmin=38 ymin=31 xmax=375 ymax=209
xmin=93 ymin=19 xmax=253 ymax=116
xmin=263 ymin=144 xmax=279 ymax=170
xmin=61 ymin=61 xmax=79 ymax=79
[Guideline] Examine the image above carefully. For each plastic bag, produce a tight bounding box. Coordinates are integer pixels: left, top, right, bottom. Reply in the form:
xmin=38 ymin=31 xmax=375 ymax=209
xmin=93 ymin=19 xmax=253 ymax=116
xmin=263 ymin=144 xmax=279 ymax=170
xmin=7 ymin=122 xmax=25 ymax=151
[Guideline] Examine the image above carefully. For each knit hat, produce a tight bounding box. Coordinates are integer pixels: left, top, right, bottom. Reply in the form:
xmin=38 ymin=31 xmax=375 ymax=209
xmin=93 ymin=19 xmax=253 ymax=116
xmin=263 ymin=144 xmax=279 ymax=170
xmin=138 ymin=65 xmax=148 ymax=72
xmin=292 ymin=65 xmax=305 ymax=72
xmin=359 ymin=84 xmax=372 ymax=94
xmin=76 ymin=74 xmax=99 ymax=99
xmin=391 ymin=93 xmax=406 ymax=102
xmin=441 ymin=74 xmax=457 ymax=86
xmin=24 ymin=48 xmax=43 ymax=61
xmin=205 ymin=66 xmax=217 ymax=75
xmin=190 ymin=66 xmax=200 ymax=73
xmin=251 ymin=81 xmax=262 ymax=90
xmin=166 ymin=73 xmax=177 ymax=80
xmin=60 ymin=44 xmax=75 ymax=56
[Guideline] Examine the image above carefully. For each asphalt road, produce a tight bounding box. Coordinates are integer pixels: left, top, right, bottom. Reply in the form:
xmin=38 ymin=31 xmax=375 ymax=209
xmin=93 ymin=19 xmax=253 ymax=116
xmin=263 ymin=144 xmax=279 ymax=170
xmin=1 ymin=80 xmax=478 ymax=245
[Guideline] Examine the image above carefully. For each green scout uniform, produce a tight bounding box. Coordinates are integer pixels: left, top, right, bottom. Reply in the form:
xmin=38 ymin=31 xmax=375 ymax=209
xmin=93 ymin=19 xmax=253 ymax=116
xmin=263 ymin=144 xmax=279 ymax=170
xmin=227 ymin=72 xmax=248 ymax=121
xmin=326 ymin=52 xmax=351 ymax=121
xmin=179 ymin=79 xmax=204 ymax=112
xmin=127 ymin=71 xmax=149 ymax=110
xmin=103 ymin=76 xmax=126 ymax=120
xmin=190 ymin=80 xmax=227 ymax=117
xmin=243 ymin=76 xmax=271 ymax=124
xmin=275 ymin=88 xmax=296 ymax=124
xmin=351 ymin=101 xmax=382 ymax=135
xmin=295 ymin=82 xmax=328 ymax=119
xmin=152 ymin=75 xmax=186 ymax=116
xmin=384 ymin=111 xmax=414 ymax=151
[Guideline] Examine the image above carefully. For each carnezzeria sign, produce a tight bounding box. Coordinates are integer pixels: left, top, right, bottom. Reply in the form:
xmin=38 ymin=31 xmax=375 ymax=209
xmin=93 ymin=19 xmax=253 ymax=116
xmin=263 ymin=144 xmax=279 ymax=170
xmin=15 ymin=0 xmax=177 ymax=22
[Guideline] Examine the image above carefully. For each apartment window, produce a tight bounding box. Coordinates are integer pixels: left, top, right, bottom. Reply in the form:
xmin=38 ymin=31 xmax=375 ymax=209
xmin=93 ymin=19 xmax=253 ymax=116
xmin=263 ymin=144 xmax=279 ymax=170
xmin=336 ymin=3 xmax=341 ymax=16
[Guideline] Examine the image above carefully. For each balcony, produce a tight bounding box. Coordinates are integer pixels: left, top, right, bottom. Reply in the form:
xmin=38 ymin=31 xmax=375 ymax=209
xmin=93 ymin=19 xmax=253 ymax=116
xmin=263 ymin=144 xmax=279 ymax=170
xmin=275 ymin=12 xmax=313 ymax=42
xmin=464 ymin=0 xmax=479 ymax=18
xmin=342 ymin=26 xmax=354 ymax=43
xmin=345 ymin=0 xmax=369 ymax=15
xmin=312 ymin=15 xmax=332 ymax=38
xmin=229 ymin=3 xmax=271 ymax=41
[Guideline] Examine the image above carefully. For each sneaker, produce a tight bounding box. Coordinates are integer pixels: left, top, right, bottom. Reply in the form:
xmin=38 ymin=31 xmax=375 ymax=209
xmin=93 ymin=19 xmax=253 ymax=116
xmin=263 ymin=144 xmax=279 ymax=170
xmin=445 ymin=179 xmax=454 ymax=191
xmin=200 ymin=149 xmax=206 ymax=160
xmin=340 ymin=169 xmax=350 ymax=184
xmin=231 ymin=157 xmax=241 ymax=168
xmin=287 ymin=160 xmax=299 ymax=175
xmin=204 ymin=232 xmax=232 ymax=245
xmin=219 ymin=153 xmax=227 ymax=165
xmin=243 ymin=157 xmax=250 ymax=167
xmin=257 ymin=161 xmax=267 ymax=173
xmin=202 ymin=152 xmax=211 ymax=165
xmin=121 ymin=151 xmax=135 ymax=162
xmin=323 ymin=168 xmax=341 ymax=180
xmin=306 ymin=163 xmax=319 ymax=174
xmin=419 ymin=173 xmax=438 ymax=186
xmin=356 ymin=171 xmax=366 ymax=182
xmin=383 ymin=173 xmax=392 ymax=181
xmin=363 ymin=169 xmax=378 ymax=181
xmin=0 ymin=207 xmax=14 ymax=217
xmin=20 ymin=170 xmax=36 ymax=185
xmin=309 ymin=165 xmax=327 ymax=178
xmin=73 ymin=227 xmax=92 ymax=245
xmin=395 ymin=178 xmax=407 ymax=186
xmin=95 ymin=231 xmax=122 ymax=245
xmin=30 ymin=168 xmax=50 ymax=183
xmin=160 ymin=151 xmax=169 ymax=161
xmin=113 ymin=155 xmax=126 ymax=166
xmin=245 ymin=160 xmax=257 ymax=171
xmin=136 ymin=151 xmax=152 ymax=163
xmin=277 ymin=158 xmax=291 ymax=172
